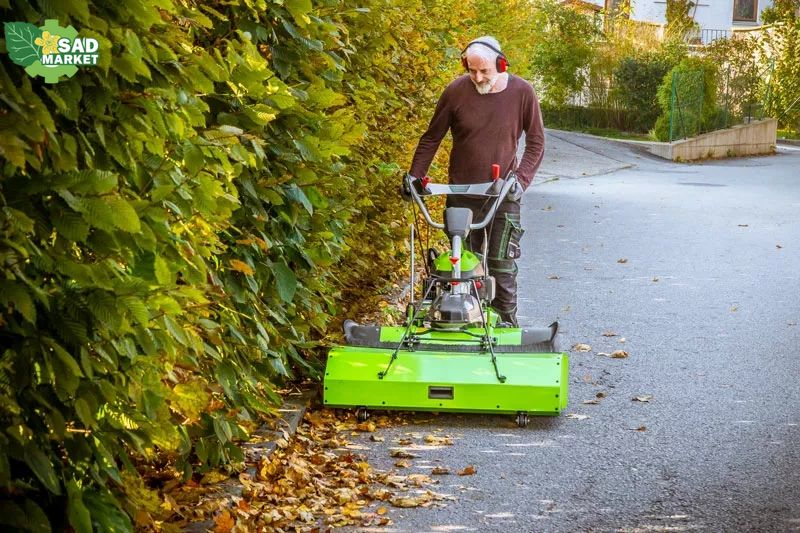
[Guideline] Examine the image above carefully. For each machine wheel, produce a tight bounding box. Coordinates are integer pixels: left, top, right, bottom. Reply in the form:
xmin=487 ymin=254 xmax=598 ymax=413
xmin=515 ymin=412 xmax=529 ymax=428
xmin=356 ymin=407 xmax=370 ymax=422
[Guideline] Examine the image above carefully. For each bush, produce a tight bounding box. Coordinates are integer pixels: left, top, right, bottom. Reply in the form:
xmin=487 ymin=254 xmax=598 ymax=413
xmin=654 ymin=57 xmax=719 ymax=141
xmin=613 ymin=54 xmax=673 ymax=132
xmin=527 ymin=0 xmax=601 ymax=105
xmin=0 ymin=0 xmax=470 ymax=529
xmin=762 ymin=0 xmax=800 ymax=132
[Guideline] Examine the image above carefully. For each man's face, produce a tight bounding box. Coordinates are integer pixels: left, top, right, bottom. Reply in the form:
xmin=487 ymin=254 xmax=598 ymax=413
xmin=466 ymin=54 xmax=499 ymax=95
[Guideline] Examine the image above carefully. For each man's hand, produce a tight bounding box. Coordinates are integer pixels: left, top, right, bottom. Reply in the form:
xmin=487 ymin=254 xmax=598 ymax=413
xmin=400 ymin=172 xmax=414 ymax=202
xmin=506 ymin=181 xmax=524 ymax=203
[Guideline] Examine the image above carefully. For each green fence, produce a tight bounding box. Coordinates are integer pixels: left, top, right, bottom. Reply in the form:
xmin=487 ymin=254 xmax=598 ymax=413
xmin=668 ymin=70 xmax=706 ymax=141
xmin=668 ymin=62 xmax=774 ymax=142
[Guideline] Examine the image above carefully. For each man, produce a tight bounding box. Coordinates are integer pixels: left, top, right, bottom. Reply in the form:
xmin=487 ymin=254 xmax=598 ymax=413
xmin=404 ymin=36 xmax=545 ymax=327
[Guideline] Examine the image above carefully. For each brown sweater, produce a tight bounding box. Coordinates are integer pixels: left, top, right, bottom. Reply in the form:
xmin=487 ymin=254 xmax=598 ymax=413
xmin=410 ymin=74 xmax=545 ymax=189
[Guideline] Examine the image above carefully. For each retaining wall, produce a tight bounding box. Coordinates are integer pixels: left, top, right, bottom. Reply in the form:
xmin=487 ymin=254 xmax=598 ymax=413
xmin=646 ymin=118 xmax=777 ymax=161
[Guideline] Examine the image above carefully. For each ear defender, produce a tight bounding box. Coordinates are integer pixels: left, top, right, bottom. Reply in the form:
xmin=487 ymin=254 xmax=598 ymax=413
xmin=460 ymin=41 xmax=509 ymax=73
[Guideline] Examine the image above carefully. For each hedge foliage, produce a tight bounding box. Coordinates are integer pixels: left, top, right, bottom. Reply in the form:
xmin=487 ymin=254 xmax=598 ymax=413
xmin=612 ymin=54 xmax=673 ymax=132
xmin=654 ymin=56 xmax=719 ymax=141
xmin=0 ymin=0 xmax=473 ymax=529
xmin=763 ymin=0 xmax=800 ymax=130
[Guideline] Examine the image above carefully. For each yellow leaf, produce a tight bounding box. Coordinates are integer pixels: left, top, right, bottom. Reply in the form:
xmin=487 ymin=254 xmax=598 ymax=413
xmin=229 ymin=259 xmax=254 ymax=276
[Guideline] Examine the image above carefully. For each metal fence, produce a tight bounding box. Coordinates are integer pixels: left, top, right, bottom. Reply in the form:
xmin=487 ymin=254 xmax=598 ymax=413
xmin=668 ymin=61 xmax=773 ymax=142
xmin=541 ymin=84 xmax=648 ymax=134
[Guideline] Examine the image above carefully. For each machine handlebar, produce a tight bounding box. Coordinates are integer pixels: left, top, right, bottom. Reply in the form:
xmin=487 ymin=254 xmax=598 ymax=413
xmin=405 ymin=174 xmax=517 ymax=230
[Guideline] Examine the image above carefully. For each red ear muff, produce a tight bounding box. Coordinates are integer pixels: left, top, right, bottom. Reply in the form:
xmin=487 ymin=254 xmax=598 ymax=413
xmin=461 ymin=40 xmax=509 ymax=73
xmin=497 ymin=56 xmax=508 ymax=73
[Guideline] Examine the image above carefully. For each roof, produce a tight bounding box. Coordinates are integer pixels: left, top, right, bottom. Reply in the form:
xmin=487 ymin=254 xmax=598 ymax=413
xmin=559 ymin=0 xmax=604 ymax=13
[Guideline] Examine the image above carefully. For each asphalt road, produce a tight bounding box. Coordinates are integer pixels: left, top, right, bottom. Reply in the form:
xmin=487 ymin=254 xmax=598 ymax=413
xmin=344 ymin=132 xmax=800 ymax=532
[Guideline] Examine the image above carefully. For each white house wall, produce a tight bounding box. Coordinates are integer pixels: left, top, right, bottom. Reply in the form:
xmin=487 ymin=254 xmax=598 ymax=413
xmin=631 ymin=1 xmax=773 ymax=29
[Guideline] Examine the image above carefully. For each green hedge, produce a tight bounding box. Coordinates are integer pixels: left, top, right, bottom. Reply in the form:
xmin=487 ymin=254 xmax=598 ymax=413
xmin=654 ymin=57 xmax=719 ymax=141
xmin=0 ymin=0 xmax=470 ymax=529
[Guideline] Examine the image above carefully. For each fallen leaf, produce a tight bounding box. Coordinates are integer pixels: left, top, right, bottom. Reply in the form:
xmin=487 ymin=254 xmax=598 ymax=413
xmin=596 ymin=391 xmax=607 ymax=399
xmin=390 ymin=450 xmax=419 ymax=459
xmin=356 ymin=421 xmax=376 ymax=432
xmin=391 ymin=494 xmax=433 ymax=508
xmin=632 ymin=426 xmax=647 ymax=432
xmin=431 ymin=467 xmax=450 ymax=475
xmin=566 ymin=413 xmax=589 ymax=420
xmin=561 ymin=305 xmax=571 ymax=312
xmin=617 ymin=258 xmax=628 ymax=264
xmin=610 ymin=350 xmax=629 ymax=359
xmin=548 ymin=275 xmax=560 ymax=280
xmin=201 ymin=470 xmax=230 ymax=485
xmin=738 ymin=224 xmax=749 ymax=227
xmin=423 ymin=435 xmax=453 ymax=446
xmin=731 ymin=306 xmax=738 ymax=312
xmin=652 ymin=277 xmax=659 ymax=282
xmin=407 ymin=474 xmax=434 ymax=486
xmin=394 ymin=459 xmax=412 ymax=468
xmin=213 ymin=510 xmax=235 ymax=533
xmin=542 ymin=205 xmax=553 ymax=211
xmin=582 ymin=399 xmax=601 ymax=405
xmin=597 ymin=352 xmax=611 ymax=357
xmin=789 ymin=321 xmax=797 ymax=326
xmin=619 ymin=337 xmax=627 ymax=343
xmin=458 ymin=465 xmax=477 ymax=476
xmin=377 ymin=507 xmax=388 ymax=515
xmin=776 ymin=244 xmax=783 ymax=249
xmin=601 ymin=331 xmax=618 ymax=337
xmin=633 ymin=395 xmax=653 ymax=403
xmin=397 ymin=438 xmax=414 ymax=446
xmin=572 ymin=343 xmax=592 ymax=352
xmin=370 ymin=435 xmax=384 ymax=442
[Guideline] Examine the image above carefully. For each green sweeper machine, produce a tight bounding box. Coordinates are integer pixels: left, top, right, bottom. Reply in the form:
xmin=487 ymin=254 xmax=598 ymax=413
xmin=323 ymin=172 xmax=568 ymax=427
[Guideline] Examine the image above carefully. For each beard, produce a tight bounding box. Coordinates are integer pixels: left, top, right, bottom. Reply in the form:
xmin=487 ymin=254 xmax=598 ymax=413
xmin=472 ymin=74 xmax=498 ymax=95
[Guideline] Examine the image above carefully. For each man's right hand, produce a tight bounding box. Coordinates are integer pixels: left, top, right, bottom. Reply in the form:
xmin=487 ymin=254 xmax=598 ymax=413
xmin=400 ymin=172 xmax=414 ymax=202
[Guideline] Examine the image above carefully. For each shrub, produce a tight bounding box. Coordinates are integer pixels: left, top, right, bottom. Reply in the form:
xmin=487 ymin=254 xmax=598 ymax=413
xmin=654 ymin=57 xmax=719 ymax=141
xmin=0 ymin=0 xmax=470 ymax=529
xmin=613 ymin=54 xmax=673 ymax=132
xmin=527 ymin=0 xmax=602 ymax=105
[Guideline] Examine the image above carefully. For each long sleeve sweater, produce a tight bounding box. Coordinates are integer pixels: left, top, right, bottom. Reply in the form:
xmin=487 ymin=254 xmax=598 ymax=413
xmin=409 ymin=74 xmax=545 ymax=189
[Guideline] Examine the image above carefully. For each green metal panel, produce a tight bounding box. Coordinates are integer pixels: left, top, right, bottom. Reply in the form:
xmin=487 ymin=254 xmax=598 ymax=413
xmin=323 ymin=347 xmax=568 ymax=415
xmin=433 ymin=250 xmax=479 ymax=272
xmin=379 ymin=326 xmax=521 ymax=345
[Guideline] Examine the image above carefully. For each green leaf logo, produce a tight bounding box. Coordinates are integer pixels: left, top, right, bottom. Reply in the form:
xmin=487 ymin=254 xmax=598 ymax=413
xmin=4 ymin=21 xmax=43 ymax=67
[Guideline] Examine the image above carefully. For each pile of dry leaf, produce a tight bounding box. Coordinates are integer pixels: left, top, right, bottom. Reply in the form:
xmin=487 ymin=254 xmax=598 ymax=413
xmin=157 ymin=409 xmax=454 ymax=531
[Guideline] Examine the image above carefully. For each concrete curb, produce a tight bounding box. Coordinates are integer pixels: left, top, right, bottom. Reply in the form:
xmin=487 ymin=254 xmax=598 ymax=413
xmin=777 ymin=138 xmax=800 ymax=147
xmin=183 ymin=390 xmax=312 ymax=532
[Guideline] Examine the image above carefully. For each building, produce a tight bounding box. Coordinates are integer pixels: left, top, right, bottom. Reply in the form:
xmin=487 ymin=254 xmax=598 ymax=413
xmin=572 ymin=0 xmax=773 ymax=42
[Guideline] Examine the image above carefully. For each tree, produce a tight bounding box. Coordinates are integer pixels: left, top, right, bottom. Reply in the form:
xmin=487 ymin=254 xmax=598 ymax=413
xmin=528 ymin=0 xmax=602 ymax=105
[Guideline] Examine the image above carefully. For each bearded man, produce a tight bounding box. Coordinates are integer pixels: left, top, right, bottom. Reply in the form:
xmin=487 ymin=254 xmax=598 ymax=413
xmin=405 ymin=36 xmax=546 ymax=327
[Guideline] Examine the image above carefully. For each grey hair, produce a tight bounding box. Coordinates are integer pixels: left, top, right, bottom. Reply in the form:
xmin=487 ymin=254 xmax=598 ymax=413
xmin=462 ymin=36 xmax=502 ymax=62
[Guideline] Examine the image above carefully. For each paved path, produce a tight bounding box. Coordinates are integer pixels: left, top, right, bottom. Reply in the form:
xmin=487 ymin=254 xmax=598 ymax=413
xmin=344 ymin=131 xmax=800 ymax=532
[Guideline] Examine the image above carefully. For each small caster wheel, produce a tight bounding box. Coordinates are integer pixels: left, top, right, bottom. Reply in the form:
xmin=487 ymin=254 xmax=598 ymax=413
xmin=515 ymin=412 xmax=529 ymax=428
xmin=356 ymin=407 xmax=370 ymax=422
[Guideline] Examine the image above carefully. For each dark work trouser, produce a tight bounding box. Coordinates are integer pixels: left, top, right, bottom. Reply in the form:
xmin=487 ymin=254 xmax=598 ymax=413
xmin=445 ymin=195 xmax=524 ymax=325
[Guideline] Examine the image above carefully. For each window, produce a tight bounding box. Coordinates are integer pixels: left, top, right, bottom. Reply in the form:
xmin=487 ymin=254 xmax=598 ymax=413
xmin=733 ymin=0 xmax=757 ymax=22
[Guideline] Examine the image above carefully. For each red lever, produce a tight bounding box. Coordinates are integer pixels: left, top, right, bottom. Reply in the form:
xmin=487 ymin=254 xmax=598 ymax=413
xmin=421 ymin=176 xmax=431 ymax=187
xmin=449 ymin=257 xmax=459 ymax=265
xmin=492 ymin=164 xmax=500 ymax=180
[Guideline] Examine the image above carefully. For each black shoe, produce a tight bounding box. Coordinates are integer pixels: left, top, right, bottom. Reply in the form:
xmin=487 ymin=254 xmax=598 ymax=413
xmin=498 ymin=311 xmax=518 ymax=328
